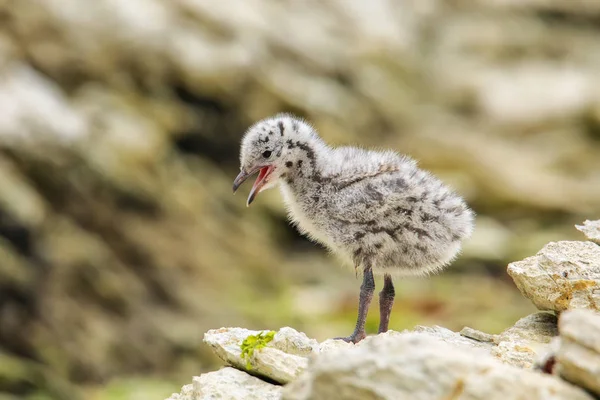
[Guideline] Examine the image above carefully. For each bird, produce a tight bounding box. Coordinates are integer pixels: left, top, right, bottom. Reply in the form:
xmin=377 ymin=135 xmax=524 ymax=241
xmin=232 ymin=113 xmax=475 ymax=343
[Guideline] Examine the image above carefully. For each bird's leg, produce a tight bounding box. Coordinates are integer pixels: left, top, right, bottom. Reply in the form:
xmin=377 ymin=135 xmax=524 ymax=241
xmin=378 ymin=274 xmax=395 ymax=334
xmin=335 ymin=267 xmax=375 ymax=344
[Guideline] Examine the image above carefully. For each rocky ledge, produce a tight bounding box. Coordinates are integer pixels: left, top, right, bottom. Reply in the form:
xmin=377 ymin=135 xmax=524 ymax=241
xmin=168 ymin=221 xmax=600 ymax=400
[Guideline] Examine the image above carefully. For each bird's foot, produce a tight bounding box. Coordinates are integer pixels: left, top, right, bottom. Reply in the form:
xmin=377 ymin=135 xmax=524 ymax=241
xmin=333 ymin=331 xmax=366 ymax=344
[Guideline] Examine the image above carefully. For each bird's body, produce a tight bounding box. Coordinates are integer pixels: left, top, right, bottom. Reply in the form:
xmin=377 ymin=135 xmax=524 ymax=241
xmin=233 ymin=114 xmax=474 ymax=342
xmin=279 ymin=145 xmax=472 ymax=277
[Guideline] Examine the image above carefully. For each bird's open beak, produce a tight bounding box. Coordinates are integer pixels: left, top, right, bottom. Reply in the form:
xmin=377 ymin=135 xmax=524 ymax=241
xmin=233 ymin=166 xmax=275 ymax=206
xmin=233 ymin=169 xmax=253 ymax=193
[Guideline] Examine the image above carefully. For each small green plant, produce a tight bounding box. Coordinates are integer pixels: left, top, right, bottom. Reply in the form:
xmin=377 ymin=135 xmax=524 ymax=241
xmin=240 ymin=331 xmax=276 ymax=370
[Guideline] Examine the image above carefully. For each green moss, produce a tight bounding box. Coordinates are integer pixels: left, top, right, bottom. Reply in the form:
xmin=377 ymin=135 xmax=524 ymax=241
xmin=240 ymin=331 xmax=276 ymax=370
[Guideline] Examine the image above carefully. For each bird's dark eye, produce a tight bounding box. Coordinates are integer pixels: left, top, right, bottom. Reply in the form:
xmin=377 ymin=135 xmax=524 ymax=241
xmin=262 ymin=150 xmax=272 ymax=158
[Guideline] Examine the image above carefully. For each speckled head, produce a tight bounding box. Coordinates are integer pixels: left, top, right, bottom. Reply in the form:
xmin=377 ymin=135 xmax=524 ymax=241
xmin=233 ymin=113 xmax=318 ymax=206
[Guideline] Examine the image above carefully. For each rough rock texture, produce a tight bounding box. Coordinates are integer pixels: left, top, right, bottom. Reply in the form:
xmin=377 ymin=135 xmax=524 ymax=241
xmin=167 ymin=383 xmax=194 ymax=400
xmin=576 ymin=220 xmax=600 ymax=244
xmin=460 ymin=326 xmax=497 ymax=343
xmin=171 ymin=226 xmax=600 ymax=399
xmin=492 ymin=312 xmax=558 ymax=368
xmin=410 ymin=325 xmax=494 ymax=351
xmin=174 ymin=307 xmax=597 ymax=399
xmin=318 ymin=339 xmax=353 ymax=354
xmin=269 ymin=327 xmax=319 ymax=357
xmin=556 ymin=309 xmax=600 ymax=396
xmin=203 ymin=327 xmax=309 ymax=384
xmin=507 ymin=241 xmax=600 ymax=312
xmin=533 ymin=336 xmax=561 ymax=374
xmin=283 ymin=333 xmax=593 ymax=400
xmin=166 ymin=367 xmax=282 ymax=400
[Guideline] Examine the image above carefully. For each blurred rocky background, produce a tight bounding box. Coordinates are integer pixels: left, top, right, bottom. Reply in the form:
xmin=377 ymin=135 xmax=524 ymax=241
xmin=0 ymin=0 xmax=599 ymax=399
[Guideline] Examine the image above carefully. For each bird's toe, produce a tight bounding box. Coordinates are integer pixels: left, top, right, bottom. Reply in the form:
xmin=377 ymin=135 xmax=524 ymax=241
xmin=333 ymin=331 xmax=366 ymax=344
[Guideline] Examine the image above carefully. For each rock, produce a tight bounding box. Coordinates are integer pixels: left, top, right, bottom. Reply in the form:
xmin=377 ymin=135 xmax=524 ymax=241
xmin=166 ymin=383 xmax=195 ymax=400
xmin=325 ymin=326 xmax=493 ymax=354
xmin=507 ymin=241 xmax=600 ymax=312
xmin=269 ymin=327 xmax=319 ymax=357
xmin=576 ymin=220 xmax=600 ymax=244
xmin=460 ymin=326 xmax=497 ymax=343
xmin=202 ymin=325 xmax=498 ymax=391
xmin=533 ymin=336 xmax=560 ymax=374
xmin=245 ymin=347 xmax=307 ymax=384
xmin=491 ymin=312 xmax=558 ymax=368
xmin=318 ymin=339 xmax=353 ymax=353
xmin=556 ymin=309 xmax=600 ymax=396
xmin=166 ymin=367 xmax=282 ymax=400
xmin=203 ymin=327 xmax=308 ymax=384
xmin=410 ymin=325 xmax=494 ymax=351
xmin=283 ymin=333 xmax=593 ymax=400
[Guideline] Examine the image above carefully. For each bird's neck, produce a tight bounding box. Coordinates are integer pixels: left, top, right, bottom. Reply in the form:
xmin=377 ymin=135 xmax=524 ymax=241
xmin=281 ymin=137 xmax=329 ymax=194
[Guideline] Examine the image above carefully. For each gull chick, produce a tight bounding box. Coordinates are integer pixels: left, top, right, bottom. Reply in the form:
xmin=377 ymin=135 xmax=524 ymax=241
xmin=233 ymin=114 xmax=474 ymax=343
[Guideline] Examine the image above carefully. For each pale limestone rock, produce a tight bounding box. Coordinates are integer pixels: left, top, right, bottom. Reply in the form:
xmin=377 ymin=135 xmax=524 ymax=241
xmin=323 ymin=326 xmax=493 ymax=355
xmin=270 ymin=327 xmax=319 ymax=357
xmin=507 ymin=241 xmax=600 ymax=312
xmin=166 ymin=383 xmax=195 ymax=400
xmin=318 ymin=338 xmax=353 ymax=353
xmin=533 ymin=336 xmax=560 ymax=374
xmin=203 ymin=327 xmax=268 ymax=363
xmin=203 ymin=327 xmax=307 ymax=384
xmin=182 ymin=318 xmax=600 ymax=399
xmin=166 ymin=368 xmax=282 ymax=400
xmin=247 ymin=347 xmax=307 ymax=384
xmin=491 ymin=312 xmax=558 ymax=368
xmin=576 ymin=220 xmax=600 ymax=244
xmin=460 ymin=326 xmax=497 ymax=343
xmin=410 ymin=325 xmax=495 ymax=351
xmin=283 ymin=333 xmax=593 ymax=400
xmin=556 ymin=309 xmax=600 ymax=396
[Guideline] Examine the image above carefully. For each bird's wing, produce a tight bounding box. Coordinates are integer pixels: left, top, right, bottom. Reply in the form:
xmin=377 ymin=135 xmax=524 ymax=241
xmin=326 ymin=165 xmax=411 ymax=225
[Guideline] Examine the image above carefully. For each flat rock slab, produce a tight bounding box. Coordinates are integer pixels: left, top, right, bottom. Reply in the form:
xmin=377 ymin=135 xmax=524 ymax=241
xmin=409 ymin=325 xmax=495 ymax=351
xmin=492 ymin=312 xmax=558 ymax=368
xmin=557 ymin=309 xmax=600 ymax=396
xmin=576 ymin=220 xmax=600 ymax=244
xmin=321 ymin=326 xmax=492 ymax=355
xmin=460 ymin=326 xmax=497 ymax=343
xmin=283 ymin=332 xmax=594 ymax=400
xmin=166 ymin=367 xmax=282 ymax=400
xmin=203 ymin=327 xmax=313 ymax=384
xmin=507 ymin=241 xmax=600 ymax=312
